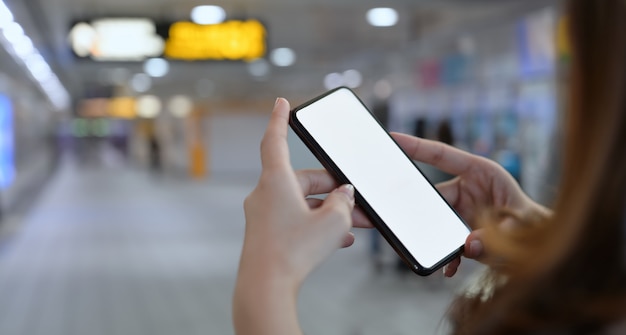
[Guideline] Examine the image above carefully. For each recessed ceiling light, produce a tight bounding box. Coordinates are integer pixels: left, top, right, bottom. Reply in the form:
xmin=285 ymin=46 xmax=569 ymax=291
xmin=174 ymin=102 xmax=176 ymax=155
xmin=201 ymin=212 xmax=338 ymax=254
xmin=270 ymin=48 xmax=296 ymax=67
xmin=11 ymin=36 xmax=34 ymax=58
xmin=324 ymin=72 xmax=344 ymax=90
xmin=3 ymin=22 xmax=24 ymax=44
xmin=0 ymin=3 xmax=14 ymax=29
xmin=0 ymin=3 xmax=69 ymax=110
xmin=144 ymin=58 xmax=169 ymax=78
xmin=69 ymin=23 xmax=96 ymax=57
xmin=191 ymin=5 xmax=226 ymax=25
xmin=343 ymin=69 xmax=362 ymax=88
xmin=24 ymin=54 xmax=52 ymax=81
xmin=248 ymin=58 xmax=270 ymax=77
xmin=374 ymin=79 xmax=393 ymax=100
xmin=130 ymin=73 xmax=152 ymax=93
xmin=366 ymin=8 xmax=398 ymax=27
xmin=458 ymin=35 xmax=476 ymax=56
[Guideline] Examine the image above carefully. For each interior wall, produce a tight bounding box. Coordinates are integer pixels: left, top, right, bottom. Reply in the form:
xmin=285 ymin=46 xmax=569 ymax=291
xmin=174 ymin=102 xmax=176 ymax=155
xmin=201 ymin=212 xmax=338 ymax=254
xmin=207 ymin=113 xmax=322 ymax=177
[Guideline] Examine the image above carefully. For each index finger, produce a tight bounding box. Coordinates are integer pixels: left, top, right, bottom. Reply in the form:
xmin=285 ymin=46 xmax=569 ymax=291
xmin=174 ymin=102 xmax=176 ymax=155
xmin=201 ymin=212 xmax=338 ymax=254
xmin=260 ymin=98 xmax=292 ymax=171
xmin=391 ymin=132 xmax=477 ymax=176
xmin=296 ymin=169 xmax=338 ymax=196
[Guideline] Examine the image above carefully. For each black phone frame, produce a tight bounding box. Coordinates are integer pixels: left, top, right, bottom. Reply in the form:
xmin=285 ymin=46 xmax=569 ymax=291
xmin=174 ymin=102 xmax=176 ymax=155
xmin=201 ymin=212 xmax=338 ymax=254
xmin=288 ymin=86 xmax=469 ymax=276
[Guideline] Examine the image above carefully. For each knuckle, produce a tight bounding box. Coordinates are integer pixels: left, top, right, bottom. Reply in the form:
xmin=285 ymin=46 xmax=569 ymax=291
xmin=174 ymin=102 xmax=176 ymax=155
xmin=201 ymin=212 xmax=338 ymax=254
xmin=259 ymin=135 xmax=272 ymax=149
xmin=295 ymin=171 xmax=308 ymax=189
xmin=259 ymin=138 xmax=268 ymax=153
xmin=243 ymin=193 xmax=254 ymax=210
xmin=431 ymin=145 xmax=445 ymax=165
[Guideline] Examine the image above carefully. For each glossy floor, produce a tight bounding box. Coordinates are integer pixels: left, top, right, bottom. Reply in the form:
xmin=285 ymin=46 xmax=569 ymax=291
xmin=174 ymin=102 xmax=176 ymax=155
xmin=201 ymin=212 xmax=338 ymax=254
xmin=0 ymin=154 xmax=479 ymax=335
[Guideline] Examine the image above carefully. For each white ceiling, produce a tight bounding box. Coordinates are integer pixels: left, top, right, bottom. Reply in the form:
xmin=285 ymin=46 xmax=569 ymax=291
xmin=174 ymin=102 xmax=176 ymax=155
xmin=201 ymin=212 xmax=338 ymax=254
xmin=10 ymin=0 xmax=556 ymax=105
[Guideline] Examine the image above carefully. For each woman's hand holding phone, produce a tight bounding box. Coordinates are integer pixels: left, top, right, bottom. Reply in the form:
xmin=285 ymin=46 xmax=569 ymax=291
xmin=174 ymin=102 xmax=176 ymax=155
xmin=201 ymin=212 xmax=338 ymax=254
xmin=390 ymin=133 xmax=552 ymax=276
xmin=234 ymin=96 xmax=551 ymax=334
xmin=234 ymin=98 xmax=360 ymax=335
xmin=291 ymin=133 xmax=551 ymax=277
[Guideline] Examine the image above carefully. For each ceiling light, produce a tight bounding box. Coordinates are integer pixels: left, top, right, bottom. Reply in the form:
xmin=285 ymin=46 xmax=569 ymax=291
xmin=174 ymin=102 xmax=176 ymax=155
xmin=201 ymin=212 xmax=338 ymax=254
xmin=144 ymin=58 xmax=169 ymax=77
xmin=374 ymin=80 xmax=392 ymax=100
xmin=24 ymin=54 xmax=52 ymax=81
xmin=0 ymin=2 xmax=13 ymax=29
xmin=191 ymin=6 xmax=226 ymax=25
xmin=343 ymin=69 xmax=362 ymax=88
xmin=136 ymin=95 xmax=162 ymax=118
xmin=11 ymin=35 xmax=34 ymax=57
xmin=130 ymin=73 xmax=152 ymax=93
xmin=83 ymin=19 xmax=164 ymax=61
xmin=270 ymin=48 xmax=296 ymax=67
xmin=3 ymin=22 xmax=24 ymax=44
xmin=458 ymin=35 xmax=476 ymax=56
xmin=366 ymin=8 xmax=398 ymax=27
xmin=324 ymin=72 xmax=344 ymax=90
xmin=69 ymin=22 xmax=96 ymax=57
xmin=247 ymin=58 xmax=270 ymax=77
xmin=0 ymin=3 xmax=69 ymax=111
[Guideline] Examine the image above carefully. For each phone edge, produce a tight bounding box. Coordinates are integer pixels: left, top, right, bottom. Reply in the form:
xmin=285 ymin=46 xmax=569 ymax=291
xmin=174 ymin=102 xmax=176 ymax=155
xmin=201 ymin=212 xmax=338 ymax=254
xmin=288 ymin=87 xmax=466 ymax=276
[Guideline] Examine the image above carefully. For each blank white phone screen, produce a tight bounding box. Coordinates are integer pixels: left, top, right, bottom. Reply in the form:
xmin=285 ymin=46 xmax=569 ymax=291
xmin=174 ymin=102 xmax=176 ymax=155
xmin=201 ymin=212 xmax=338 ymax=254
xmin=296 ymin=88 xmax=470 ymax=268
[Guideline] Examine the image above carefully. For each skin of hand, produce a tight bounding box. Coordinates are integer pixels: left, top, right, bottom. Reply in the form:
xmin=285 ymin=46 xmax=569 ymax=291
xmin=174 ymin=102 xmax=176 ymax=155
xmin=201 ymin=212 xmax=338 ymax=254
xmin=292 ymin=133 xmax=551 ymax=278
xmin=234 ymin=97 xmax=551 ymax=334
xmin=233 ymin=98 xmax=361 ymax=335
xmin=390 ymin=132 xmax=552 ymax=277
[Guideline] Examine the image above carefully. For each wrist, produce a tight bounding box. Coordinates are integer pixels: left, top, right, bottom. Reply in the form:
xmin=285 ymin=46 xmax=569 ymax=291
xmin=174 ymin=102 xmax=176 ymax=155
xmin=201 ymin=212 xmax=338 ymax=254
xmin=233 ymin=270 xmax=302 ymax=335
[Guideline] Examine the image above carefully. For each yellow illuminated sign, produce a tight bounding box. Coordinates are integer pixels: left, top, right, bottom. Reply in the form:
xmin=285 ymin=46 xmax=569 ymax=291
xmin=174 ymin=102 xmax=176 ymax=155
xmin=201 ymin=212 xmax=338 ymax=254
xmin=165 ymin=20 xmax=266 ymax=61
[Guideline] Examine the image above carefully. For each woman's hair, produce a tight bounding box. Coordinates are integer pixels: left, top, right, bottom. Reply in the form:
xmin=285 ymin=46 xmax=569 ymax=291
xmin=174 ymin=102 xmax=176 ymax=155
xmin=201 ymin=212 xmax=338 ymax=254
xmin=450 ymin=0 xmax=626 ymax=333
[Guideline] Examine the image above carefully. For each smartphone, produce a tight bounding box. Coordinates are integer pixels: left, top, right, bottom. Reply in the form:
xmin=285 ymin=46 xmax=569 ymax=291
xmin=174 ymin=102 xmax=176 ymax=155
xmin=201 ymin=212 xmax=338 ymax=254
xmin=289 ymin=87 xmax=471 ymax=276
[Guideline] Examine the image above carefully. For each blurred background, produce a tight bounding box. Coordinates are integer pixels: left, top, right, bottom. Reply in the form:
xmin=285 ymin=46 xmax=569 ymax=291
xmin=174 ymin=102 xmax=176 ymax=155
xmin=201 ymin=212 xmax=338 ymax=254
xmin=0 ymin=0 xmax=568 ymax=334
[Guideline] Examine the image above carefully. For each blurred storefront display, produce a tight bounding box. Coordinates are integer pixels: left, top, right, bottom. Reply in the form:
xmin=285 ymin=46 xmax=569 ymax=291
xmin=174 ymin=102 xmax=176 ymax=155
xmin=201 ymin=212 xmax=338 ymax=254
xmin=0 ymin=94 xmax=14 ymax=191
xmin=387 ymin=7 xmax=561 ymax=204
xmin=0 ymin=81 xmax=60 ymax=221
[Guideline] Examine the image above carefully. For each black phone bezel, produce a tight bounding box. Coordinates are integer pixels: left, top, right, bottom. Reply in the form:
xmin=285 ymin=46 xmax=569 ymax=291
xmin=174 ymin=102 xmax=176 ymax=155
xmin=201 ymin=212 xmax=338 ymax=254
xmin=288 ymin=86 xmax=469 ymax=276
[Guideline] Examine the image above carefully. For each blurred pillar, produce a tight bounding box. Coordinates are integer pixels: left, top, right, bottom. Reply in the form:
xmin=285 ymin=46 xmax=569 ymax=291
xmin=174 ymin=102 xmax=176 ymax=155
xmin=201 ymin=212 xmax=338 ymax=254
xmin=187 ymin=106 xmax=208 ymax=179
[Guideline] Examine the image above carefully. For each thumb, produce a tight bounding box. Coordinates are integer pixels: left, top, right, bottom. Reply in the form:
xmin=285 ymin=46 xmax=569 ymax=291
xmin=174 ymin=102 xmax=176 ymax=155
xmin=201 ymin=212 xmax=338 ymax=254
xmin=318 ymin=184 xmax=355 ymax=230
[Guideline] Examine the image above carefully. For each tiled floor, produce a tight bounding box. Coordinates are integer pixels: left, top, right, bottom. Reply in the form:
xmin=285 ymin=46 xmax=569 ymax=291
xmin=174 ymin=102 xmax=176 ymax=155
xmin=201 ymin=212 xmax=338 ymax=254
xmin=0 ymin=155 xmax=480 ymax=335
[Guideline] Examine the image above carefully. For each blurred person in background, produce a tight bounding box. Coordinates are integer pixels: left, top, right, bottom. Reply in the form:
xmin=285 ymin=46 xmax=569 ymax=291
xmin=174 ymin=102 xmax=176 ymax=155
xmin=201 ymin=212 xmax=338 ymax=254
xmin=234 ymin=0 xmax=625 ymax=333
xmin=143 ymin=121 xmax=162 ymax=173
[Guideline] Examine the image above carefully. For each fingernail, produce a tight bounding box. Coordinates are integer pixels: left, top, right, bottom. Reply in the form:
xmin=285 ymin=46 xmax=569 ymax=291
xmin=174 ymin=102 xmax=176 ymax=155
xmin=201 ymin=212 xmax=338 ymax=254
xmin=337 ymin=184 xmax=355 ymax=200
xmin=469 ymin=240 xmax=483 ymax=258
xmin=443 ymin=264 xmax=449 ymax=276
xmin=274 ymin=97 xmax=282 ymax=107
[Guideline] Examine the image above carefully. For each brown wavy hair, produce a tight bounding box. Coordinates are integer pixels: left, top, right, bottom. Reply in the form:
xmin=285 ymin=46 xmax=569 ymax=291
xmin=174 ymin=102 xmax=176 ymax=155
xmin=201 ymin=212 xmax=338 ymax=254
xmin=450 ymin=0 xmax=626 ymax=333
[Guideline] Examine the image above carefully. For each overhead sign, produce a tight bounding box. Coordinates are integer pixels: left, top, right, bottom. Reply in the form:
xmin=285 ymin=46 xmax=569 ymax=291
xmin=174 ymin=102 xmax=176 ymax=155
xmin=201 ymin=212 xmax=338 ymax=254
xmin=70 ymin=18 xmax=165 ymax=61
xmin=69 ymin=19 xmax=267 ymax=62
xmin=165 ymin=20 xmax=266 ymax=61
